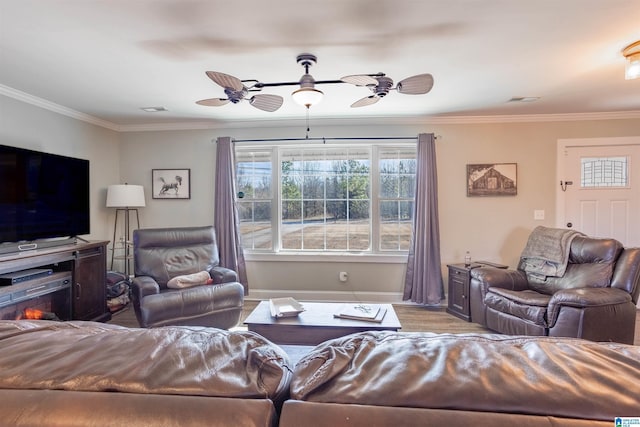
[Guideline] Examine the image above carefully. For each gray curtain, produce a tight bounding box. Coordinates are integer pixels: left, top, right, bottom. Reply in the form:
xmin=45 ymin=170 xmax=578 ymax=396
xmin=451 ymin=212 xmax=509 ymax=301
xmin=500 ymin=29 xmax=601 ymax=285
xmin=403 ymin=133 xmax=444 ymax=305
xmin=214 ymin=136 xmax=248 ymax=293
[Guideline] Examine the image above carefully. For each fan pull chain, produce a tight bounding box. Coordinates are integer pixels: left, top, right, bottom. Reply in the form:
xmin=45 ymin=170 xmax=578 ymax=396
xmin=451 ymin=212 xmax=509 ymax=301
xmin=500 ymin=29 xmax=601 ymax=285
xmin=305 ymin=106 xmax=310 ymax=139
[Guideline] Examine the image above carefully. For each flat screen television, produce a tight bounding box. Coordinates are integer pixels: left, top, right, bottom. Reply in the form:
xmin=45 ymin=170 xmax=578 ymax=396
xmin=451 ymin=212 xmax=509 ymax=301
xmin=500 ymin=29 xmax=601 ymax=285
xmin=0 ymin=144 xmax=90 ymax=252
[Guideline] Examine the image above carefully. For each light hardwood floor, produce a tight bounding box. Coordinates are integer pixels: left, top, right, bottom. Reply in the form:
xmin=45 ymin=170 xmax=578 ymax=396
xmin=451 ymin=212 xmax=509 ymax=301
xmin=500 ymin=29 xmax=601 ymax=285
xmin=108 ymin=299 xmax=640 ymax=345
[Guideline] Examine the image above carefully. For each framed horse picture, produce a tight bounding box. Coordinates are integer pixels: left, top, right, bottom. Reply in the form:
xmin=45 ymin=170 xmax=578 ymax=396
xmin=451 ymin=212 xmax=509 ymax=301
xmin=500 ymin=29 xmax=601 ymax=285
xmin=152 ymin=169 xmax=191 ymax=199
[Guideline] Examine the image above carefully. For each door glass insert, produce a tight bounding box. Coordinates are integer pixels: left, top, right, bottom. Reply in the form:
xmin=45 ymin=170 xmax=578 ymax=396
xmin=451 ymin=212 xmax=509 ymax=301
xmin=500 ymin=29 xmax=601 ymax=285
xmin=580 ymin=156 xmax=628 ymax=188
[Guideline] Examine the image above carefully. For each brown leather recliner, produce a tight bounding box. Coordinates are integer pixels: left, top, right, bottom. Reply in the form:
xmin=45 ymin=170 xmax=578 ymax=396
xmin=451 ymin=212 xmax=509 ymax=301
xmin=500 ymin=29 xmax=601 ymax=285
xmin=130 ymin=226 xmax=244 ymax=329
xmin=470 ymin=230 xmax=640 ymax=344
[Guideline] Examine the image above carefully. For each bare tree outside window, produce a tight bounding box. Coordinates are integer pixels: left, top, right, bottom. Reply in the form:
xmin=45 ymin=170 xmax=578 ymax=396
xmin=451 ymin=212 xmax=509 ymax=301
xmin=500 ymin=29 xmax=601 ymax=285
xmin=379 ymin=148 xmax=416 ymax=250
xmin=236 ymin=151 xmax=273 ymax=250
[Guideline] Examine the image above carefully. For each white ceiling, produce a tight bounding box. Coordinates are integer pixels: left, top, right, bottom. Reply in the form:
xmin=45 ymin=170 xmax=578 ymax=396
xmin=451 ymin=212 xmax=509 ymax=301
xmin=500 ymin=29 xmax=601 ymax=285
xmin=1 ymin=0 xmax=639 ymax=130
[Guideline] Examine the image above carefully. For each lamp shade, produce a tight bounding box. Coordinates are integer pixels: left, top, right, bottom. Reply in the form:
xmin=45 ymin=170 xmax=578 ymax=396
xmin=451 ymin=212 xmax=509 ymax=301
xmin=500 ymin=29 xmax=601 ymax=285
xmin=106 ymin=184 xmax=146 ymax=208
xmin=623 ymin=40 xmax=640 ymax=80
xmin=292 ymin=87 xmax=324 ymax=107
xmin=625 ymin=55 xmax=640 ymax=80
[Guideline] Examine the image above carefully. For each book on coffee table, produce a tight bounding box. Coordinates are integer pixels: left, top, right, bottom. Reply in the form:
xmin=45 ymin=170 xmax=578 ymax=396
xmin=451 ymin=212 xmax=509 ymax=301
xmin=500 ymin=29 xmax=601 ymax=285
xmin=334 ymin=304 xmax=387 ymax=323
xmin=269 ymin=297 xmax=305 ymax=318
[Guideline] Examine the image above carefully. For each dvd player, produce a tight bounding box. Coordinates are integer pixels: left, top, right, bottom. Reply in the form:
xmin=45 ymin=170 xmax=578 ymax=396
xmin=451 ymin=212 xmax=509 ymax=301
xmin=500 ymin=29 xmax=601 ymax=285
xmin=0 ymin=268 xmax=54 ymax=285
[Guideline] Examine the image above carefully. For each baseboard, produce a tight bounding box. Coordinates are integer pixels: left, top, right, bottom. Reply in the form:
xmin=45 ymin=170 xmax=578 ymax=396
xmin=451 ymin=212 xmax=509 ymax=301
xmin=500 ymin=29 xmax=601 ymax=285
xmin=247 ymin=289 xmax=406 ymax=304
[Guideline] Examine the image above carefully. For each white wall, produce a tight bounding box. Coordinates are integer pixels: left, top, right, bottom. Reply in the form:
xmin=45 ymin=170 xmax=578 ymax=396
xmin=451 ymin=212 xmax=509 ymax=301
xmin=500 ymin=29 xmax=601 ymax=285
xmin=117 ymin=129 xmax=217 ymax=228
xmin=0 ymin=95 xmax=121 ymax=243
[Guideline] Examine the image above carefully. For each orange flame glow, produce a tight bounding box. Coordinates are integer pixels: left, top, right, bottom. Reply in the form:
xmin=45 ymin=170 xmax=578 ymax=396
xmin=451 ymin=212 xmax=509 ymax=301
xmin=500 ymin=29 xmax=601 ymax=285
xmin=23 ymin=308 xmax=45 ymax=319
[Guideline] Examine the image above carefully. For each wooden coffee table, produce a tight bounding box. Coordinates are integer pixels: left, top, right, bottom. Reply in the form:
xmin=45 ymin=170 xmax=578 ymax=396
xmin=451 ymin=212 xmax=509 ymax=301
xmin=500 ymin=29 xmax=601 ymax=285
xmin=244 ymin=301 xmax=402 ymax=345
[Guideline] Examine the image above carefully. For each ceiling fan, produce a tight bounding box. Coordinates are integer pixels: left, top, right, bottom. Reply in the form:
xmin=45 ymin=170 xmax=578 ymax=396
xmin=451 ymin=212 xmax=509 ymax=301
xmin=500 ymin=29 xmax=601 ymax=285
xmin=196 ymin=53 xmax=434 ymax=112
xmin=340 ymin=73 xmax=434 ymax=108
xmin=195 ymin=71 xmax=284 ymax=112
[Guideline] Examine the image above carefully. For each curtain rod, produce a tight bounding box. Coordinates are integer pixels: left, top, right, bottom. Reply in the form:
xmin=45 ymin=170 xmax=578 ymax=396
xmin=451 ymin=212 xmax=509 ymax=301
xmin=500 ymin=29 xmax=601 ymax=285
xmin=232 ymin=136 xmax=420 ymax=143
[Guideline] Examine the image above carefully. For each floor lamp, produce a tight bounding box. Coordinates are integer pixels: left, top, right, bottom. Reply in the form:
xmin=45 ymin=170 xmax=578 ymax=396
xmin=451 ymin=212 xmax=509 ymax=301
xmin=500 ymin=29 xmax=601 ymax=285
xmin=106 ymin=184 xmax=145 ymax=279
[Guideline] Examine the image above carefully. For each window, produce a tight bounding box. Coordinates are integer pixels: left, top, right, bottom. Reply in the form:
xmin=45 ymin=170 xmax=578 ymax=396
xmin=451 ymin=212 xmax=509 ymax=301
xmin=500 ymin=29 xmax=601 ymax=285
xmin=379 ymin=148 xmax=416 ymax=251
xmin=236 ymin=143 xmax=417 ymax=255
xmin=236 ymin=150 xmax=273 ymax=250
xmin=280 ymin=147 xmax=371 ymax=251
xmin=581 ymin=156 xmax=628 ymax=188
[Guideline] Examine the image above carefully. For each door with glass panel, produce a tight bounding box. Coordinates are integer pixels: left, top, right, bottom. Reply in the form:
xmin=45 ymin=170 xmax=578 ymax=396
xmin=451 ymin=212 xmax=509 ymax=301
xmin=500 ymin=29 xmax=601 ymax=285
xmin=562 ymin=141 xmax=640 ymax=247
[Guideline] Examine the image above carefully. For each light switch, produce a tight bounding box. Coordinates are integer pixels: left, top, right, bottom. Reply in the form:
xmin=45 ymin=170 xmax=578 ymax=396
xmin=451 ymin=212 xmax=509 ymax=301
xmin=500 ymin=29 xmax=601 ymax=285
xmin=534 ymin=210 xmax=545 ymax=220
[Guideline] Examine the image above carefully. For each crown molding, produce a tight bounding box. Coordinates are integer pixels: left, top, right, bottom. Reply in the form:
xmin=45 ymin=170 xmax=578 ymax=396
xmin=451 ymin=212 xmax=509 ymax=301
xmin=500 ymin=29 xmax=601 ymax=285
xmin=0 ymin=84 xmax=120 ymax=131
xmin=116 ymin=110 xmax=640 ymax=131
xmin=3 ymin=84 xmax=640 ymax=132
xmin=423 ymin=110 xmax=640 ymax=124
xmin=116 ymin=116 xmax=424 ymax=132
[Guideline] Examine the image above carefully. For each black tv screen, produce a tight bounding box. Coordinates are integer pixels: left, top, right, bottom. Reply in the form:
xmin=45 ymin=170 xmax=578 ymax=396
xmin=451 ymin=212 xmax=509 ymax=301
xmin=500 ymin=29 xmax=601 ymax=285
xmin=0 ymin=144 xmax=90 ymax=245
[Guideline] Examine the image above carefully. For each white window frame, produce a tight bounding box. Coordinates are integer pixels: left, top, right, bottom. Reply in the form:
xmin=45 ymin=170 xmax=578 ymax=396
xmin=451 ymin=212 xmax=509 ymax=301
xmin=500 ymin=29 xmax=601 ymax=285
xmin=236 ymin=141 xmax=416 ymax=263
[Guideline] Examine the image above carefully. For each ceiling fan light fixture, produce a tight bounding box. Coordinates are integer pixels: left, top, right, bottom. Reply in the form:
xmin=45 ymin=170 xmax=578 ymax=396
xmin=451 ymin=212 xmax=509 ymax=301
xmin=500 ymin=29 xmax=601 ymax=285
xmin=292 ymin=56 xmax=324 ymax=108
xmin=622 ymin=40 xmax=640 ymax=80
xmin=292 ymin=87 xmax=324 ymax=107
xmin=200 ymin=53 xmax=433 ymax=112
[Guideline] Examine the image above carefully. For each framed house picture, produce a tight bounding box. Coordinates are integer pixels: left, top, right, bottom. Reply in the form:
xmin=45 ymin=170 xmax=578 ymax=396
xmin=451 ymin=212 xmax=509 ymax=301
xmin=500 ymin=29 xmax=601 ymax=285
xmin=467 ymin=163 xmax=517 ymax=196
xmin=152 ymin=169 xmax=191 ymax=199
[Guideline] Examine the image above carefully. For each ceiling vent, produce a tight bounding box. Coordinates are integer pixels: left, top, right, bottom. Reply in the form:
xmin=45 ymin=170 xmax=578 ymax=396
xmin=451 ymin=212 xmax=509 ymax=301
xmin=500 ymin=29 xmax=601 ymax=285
xmin=508 ymin=97 xmax=540 ymax=103
xmin=141 ymin=106 xmax=168 ymax=112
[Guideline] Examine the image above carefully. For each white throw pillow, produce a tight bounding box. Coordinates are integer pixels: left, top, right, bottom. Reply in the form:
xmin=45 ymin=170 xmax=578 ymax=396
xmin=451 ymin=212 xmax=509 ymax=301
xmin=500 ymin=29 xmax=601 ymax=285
xmin=167 ymin=271 xmax=213 ymax=289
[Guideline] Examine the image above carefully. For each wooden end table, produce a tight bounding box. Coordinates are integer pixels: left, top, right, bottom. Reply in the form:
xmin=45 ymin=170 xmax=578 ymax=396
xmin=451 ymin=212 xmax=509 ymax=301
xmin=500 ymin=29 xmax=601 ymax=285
xmin=446 ymin=261 xmax=508 ymax=322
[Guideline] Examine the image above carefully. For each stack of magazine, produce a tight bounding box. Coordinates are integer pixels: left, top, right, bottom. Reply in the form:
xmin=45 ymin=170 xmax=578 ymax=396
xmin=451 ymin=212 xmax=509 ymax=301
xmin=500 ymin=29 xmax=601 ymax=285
xmin=334 ymin=303 xmax=387 ymax=323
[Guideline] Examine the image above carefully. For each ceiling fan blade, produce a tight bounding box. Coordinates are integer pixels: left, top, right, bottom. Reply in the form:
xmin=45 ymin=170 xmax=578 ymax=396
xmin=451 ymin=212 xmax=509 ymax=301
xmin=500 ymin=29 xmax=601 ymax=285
xmin=341 ymin=74 xmax=379 ymax=86
xmin=248 ymin=94 xmax=284 ymax=112
xmin=205 ymin=71 xmax=244 ymax=91
xmin=196 ymin=98 xmax=230 ymax=107
xmin=351 ymin=95 xmax=380 ymax=108
xmin=396 ymin=73 xmax=434 ymax=95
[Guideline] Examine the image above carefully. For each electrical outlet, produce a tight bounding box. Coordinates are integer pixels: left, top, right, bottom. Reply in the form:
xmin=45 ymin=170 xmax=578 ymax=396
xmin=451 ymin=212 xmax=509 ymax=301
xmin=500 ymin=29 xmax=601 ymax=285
xmin=534 ymin=210 xmax=545 ymax=220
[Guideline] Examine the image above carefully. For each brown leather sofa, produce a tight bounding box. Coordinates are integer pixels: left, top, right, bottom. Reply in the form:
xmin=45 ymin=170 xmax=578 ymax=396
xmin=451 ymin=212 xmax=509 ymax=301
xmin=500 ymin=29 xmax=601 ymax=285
xmin=131 ymin=226 xmax=244 ymax=329
xmin=470 ymin=232 xmax=640 ymax=344
xmin=281 ymin=331 xmax=640 ymax=427
xmin=0 ymin=320 xmax=292 ymax=427
xmin=2 ymin=322 xmax=639 ymax=426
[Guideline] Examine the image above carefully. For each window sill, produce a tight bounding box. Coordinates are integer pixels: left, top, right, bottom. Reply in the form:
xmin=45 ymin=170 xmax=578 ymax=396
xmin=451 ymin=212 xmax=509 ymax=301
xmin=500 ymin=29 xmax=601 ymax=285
xmin=243 ymin=252 xmax=409 ymax=264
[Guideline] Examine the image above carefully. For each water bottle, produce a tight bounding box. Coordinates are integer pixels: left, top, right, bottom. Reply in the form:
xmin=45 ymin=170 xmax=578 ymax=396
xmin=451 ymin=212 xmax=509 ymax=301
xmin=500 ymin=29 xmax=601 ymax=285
xmin=464 ymin=251 xmax=471 ymax=267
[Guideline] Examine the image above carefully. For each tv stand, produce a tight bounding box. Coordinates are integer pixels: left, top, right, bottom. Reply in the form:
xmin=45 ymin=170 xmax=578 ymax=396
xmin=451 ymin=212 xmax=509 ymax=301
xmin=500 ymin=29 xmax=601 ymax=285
xmin=0 ymin=237 xmax=79 ymax=255
xmin=0 ymin=241 xmax=111 ymax=322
